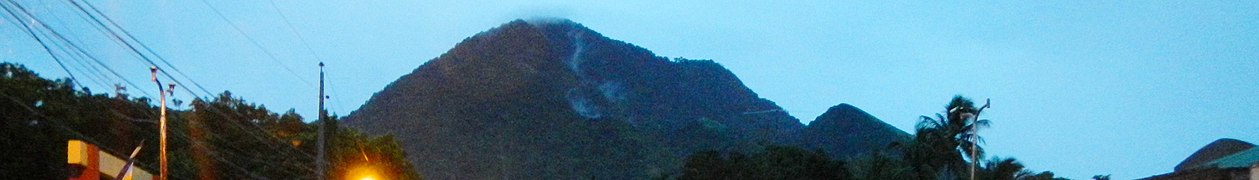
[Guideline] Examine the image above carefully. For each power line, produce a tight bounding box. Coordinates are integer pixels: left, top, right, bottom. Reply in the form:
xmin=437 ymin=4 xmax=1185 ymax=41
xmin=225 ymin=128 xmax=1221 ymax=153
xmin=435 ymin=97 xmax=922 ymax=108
xmin=34 ymin=17 xmax=112 ymax=90
xmin=61 ymin=1 xmax=319 ymax=161
xmin=266 ymin=1 xmax=342 ymax=118
xmin=0 ymin=0 xmax=81 ymax=88
xmin=93 ymin=90 xmax=319 ymax=176
xmin=266 ymin=0 xmax=325 ymax=63
xmin=81 ymin=3 xmax=319 ymax=164
xmin=322 ymin=66 xmax=346 ymax=116
xmin=72 ymin=0 xmax=215 ymax=96
xmin=1 ymin=78 xmax=313 ymax=178
xmin=195 ymin=0 xmax=313 ymax=87
xmin=6 ymin=1 xmax=323 ymax=177
xmin=53 ymin=41 xmax=112 ymax=89
xmin=14 ymin=0 xmax=318 ymax=166
xmin=56 ymin=49 xmax=109 ymax=89
xmin=61 ymin=0 xmax=213 ymax=100
xmin=0 ymin=90 xmax=196 ymax=180
xmin=164 ymin=112 xmax=316 ymax=176
xmin=25 ymin=2 xmax=114 ymax=90
xmin=2 ymin=0 xmax=151 ymax=98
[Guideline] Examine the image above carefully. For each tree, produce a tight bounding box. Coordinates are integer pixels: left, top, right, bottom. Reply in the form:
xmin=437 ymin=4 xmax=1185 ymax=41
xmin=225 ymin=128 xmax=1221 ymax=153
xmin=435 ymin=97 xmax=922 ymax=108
xmin=680 ymin=151 xmax=729 ymax=180
xmin=977 ymin=157 xmax=1032 ymax=180
xmin=0 ymin=63 xmax=423 ymax=179
xmin=848 ymin=152 xmax=911 ymax=180
xmin=680 ymin=146 xmax=850 ymax=180
xmin=326 ymin=123 xmax=424 ymax=180
xmin=906 ymin=95 xmax=990 ymax=179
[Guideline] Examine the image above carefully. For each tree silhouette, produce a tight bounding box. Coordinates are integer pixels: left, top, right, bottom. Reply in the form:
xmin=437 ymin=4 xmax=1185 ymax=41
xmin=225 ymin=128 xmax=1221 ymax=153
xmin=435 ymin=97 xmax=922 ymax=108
xmin=906 ymin=95 xmax=990 ymax=179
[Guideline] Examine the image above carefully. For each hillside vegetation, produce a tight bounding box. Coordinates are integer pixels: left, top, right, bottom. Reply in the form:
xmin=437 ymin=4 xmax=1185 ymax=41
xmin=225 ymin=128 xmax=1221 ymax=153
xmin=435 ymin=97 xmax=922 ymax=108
xmin=0 ymin=63 xmax=419 ymax=179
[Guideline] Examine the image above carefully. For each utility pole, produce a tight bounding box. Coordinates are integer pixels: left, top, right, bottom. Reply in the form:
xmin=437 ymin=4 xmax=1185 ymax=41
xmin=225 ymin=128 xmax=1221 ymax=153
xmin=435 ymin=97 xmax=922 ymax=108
xmin=150 ymin=67 xmax=173 ymax=180
xmin=970 ymin=99 xmax=990 ymax=180
xmin=970 ymin=125 xmax=977 ymax=180
xmin=316 ymin=62 xmax=326 ymax=180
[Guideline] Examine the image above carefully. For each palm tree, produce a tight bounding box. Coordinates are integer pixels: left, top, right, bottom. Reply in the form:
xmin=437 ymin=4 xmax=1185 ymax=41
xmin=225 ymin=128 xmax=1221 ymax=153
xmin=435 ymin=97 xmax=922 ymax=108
xmin=849 ymin=152 xmax=912 ymax=180
xmin=980 ymin=157 xmax=1032 ymax=180
xmin=907 ymin=95 xmax=991 ymax=179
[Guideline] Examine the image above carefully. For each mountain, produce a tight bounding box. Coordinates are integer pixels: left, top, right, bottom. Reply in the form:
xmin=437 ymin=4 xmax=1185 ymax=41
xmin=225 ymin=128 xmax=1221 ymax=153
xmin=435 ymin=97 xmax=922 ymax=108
xmin=343 ymin=19 xmax=905 ymax=178
xmin=1173 ymin=138 xmax=1256 ymax=171
xmin=800 ymin=104 xmax=911 ymax=159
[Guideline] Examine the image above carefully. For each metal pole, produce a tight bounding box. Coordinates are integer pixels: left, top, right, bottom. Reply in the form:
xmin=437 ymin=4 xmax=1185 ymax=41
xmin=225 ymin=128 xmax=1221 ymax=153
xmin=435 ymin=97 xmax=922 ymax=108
xmin=970 ymin=99 xmax=990 ymax=180
xmin=150 ymin=66 xmax=167 ymax=180
xmin=970 ymin=122 xmax=976 ymax=180
xmin=316 ymin=62 xmax=326 ymax=180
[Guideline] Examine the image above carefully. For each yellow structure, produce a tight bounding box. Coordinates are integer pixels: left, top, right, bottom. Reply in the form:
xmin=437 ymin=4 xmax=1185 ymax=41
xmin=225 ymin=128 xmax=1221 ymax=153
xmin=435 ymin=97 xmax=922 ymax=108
xmin=67 ymin=140 xmax=155 ymax=180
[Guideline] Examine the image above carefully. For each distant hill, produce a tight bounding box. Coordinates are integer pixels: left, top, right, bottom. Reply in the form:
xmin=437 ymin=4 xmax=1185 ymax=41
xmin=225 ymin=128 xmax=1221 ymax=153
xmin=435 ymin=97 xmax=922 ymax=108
xmin=344 ymin=19 xmax=906 ymax=179
xmin=1141 ymin=138 xmax=1257 ymax=180
xmin=800 ymin=104 xmax=911 ymax=159
xmin=1174 ymin=138 xmax=1255 ymax=171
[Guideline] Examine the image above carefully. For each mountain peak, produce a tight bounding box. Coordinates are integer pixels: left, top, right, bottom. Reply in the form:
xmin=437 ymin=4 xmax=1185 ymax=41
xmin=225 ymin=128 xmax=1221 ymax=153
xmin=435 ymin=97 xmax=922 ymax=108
xmin=810 ymin=103 xmax=877 ymax=125
xmin=345 ymin=19 xmax=804 ymax=179
xmin=801 ymin=103 xmax=910 ymax=158
xmin=824 ymin=103 xmax=861 ymax=115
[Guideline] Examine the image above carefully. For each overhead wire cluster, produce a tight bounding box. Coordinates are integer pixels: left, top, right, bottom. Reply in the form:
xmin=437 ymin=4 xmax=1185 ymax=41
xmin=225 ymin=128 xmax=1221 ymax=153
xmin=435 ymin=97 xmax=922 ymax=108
xmin=1 ymin=0 xmax=348 ymax=178
xmin=2 ymin=0 xmax=306 ymax=177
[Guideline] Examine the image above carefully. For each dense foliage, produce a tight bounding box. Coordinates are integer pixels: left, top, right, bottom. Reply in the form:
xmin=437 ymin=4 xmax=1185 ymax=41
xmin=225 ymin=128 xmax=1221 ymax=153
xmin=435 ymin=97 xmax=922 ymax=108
xmin=681 ymin=96 xmax=1067 ymax=180
xmin=0 ymin=63 xmax=419 ymax=179
xmin=680 ymin=146 xmax=850 ymax=180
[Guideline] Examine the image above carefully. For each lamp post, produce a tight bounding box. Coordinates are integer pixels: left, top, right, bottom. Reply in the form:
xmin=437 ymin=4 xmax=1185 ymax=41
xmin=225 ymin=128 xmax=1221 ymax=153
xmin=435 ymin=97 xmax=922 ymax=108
xmin=150 ymin=66 xmax=173 ymax=180
xmin=970 ymin=99 xmax=990 ymax=180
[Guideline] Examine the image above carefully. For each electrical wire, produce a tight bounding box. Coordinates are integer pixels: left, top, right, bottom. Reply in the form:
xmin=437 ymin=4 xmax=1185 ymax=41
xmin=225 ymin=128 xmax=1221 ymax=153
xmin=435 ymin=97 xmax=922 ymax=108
xmin=3 ymin=0 xmax=152 ymax=98
xmin=266 ymin=0 xmax=324 ymax=64
xmin=0 ymin=0 xmax=81 ymax=88
xmin=195 ymin=0 xmax=313 ymax=87
xmin=72 ymin=0 xmax=215 ymax=96
xmin=61 ymin=0 xmax=322 ymax=161
xmin=12 ymin=0 xmax=318 ymax=166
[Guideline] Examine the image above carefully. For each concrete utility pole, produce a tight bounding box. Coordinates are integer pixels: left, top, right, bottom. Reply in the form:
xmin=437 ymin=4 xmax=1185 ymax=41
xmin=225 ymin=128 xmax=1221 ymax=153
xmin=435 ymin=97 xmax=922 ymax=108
xmin=150 ymin=67 xmax=173 ymax=180
xmin=316 ymin=62 xmax=326 ymax=180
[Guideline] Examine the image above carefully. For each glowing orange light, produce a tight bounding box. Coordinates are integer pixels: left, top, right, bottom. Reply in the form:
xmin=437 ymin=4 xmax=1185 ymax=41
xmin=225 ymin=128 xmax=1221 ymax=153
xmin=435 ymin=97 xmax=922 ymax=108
xmin=345 ymin=165 xmax=381 ymax=180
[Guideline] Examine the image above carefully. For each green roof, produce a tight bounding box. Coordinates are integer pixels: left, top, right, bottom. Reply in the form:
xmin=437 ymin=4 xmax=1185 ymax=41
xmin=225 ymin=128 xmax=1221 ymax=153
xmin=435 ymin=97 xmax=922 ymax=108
xmin=1199 ymin=147 xmax=1259 ymax=169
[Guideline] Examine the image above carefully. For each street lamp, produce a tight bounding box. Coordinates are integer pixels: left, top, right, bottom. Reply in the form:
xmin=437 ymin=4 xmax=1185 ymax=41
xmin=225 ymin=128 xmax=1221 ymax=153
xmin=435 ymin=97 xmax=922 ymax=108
xmin=969 ymin=99 xmax=990 ymax=180
xmin=345 ymin=144 xmax=381 ymax=180
xmin=345 ymin=165 xmax=380 ymax=180
xmin=150 ymin=66 xmax=173 ymax=180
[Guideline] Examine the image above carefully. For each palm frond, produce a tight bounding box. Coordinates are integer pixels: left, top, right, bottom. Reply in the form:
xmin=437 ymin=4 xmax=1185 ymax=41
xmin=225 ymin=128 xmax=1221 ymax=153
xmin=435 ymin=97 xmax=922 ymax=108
xmin=935 ymin=114 xmax=947 ymax=125
xmin=916 ymin=115 xmax=943 ymax=130
xmin=974 ymin=119 xmax=991 ymax=128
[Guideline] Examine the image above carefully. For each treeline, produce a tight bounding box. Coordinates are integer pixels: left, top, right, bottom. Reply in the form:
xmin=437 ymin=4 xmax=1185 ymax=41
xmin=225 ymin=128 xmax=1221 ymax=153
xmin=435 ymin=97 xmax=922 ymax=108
xmin=680 ymin=96 xmax=1074 ymax=180
xmin=0 ymin=63 xmax=419 ymax=179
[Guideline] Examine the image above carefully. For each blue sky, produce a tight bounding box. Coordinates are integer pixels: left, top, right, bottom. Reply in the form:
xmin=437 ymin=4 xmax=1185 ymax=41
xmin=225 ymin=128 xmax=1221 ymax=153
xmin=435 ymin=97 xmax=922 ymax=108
xmin=3 ymin=0 xmax=1257 ymax=178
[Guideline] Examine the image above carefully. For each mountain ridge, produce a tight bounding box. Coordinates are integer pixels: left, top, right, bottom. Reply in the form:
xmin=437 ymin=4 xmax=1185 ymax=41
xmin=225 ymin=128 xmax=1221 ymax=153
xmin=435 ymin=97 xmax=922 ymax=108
xmin=344 ymin=19 xmax=907 ymax=178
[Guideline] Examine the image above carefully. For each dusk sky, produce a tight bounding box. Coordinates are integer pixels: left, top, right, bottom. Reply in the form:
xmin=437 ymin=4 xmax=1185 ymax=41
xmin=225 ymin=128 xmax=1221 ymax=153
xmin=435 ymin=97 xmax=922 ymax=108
xmin=3 ymin=0 xmax=1257 ymax=178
